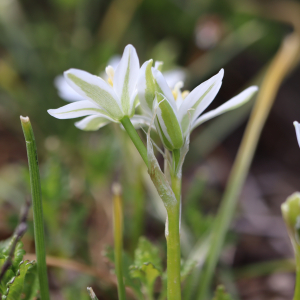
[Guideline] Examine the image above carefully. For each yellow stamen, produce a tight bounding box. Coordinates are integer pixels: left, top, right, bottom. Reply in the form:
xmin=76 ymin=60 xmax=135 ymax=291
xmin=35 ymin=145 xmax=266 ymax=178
xmin=181 ymin=90 xmax=190 ymax=99
xmin=105 ymin=65 xmax=115 ymax=87
xmin=172 ymin=90 xmax=178 ymax=100
xmin=108 ymin=77 xmax=113 ymax=87
xmin=172 ymin=81 xmax=184 ymax=101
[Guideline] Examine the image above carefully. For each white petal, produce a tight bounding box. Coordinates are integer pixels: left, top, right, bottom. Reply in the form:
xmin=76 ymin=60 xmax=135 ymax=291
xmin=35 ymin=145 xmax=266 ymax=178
xmin=137 ymin=59 xmax=155 ymax=116
xmin=179 ymin=69 xmax=224 ymax=118
xmin=54 ymin=75 xmax=83 ymax=102
xmin=163 ymin=69 xmax=186 ymax=89
xmin=75 ymin=115 xmax=111 ymax=131
xmin=64 ymin=68 xmax=123 ymax=120
xmin=129 ymin=89 xmax=138 ymax=117
xmin=130 ymin=115 xmax=153 ymax=129
xmin=179 ymin=69 xmax=224 ymax=134
xmin=48 ymin=100 xmax=110 ymax=119
xmin=192 ymin=86 xmax=258 ymax=130
xmin=154 ymin=61 xmax=163 ymax=70
xmin=152 ymin=68 xmax=177 ymax=112
xmin=294 ymin=121 xmax=300 ymax=148
xmin=113 ymin=45 xmax=140 ymax=115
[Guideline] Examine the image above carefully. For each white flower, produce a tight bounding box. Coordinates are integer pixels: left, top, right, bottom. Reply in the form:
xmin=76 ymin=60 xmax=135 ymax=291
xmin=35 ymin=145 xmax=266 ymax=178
xmin=48 ymin=45 xmax=140 ymax=131
xmin=137 ymin=59 xmax=258 ymax=150
xmin=54 ymin=57 xmax=185 ymax=103
xmin=294 ymin=121 xmax=300 ymax=147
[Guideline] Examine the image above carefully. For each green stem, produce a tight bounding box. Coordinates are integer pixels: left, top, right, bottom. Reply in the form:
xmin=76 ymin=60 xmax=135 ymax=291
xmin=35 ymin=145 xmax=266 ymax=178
xmin=172 ymin=149 xmax=180 ymax=172
xmin=294 ymin=255 xmax=300 ymax=300
xmin=20 ymin=116 xmax=50 ymax=300
xmin=120 ymin=116 xmax=148 ymax=167
xmin=167 ymin=175 xmax=182 ymax=300
xmin=112 ymin=183 xmax=126 ymax=300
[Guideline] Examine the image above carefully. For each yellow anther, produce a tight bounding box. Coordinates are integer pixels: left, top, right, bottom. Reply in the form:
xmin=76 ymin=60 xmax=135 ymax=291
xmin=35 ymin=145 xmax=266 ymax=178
xmin=172 ymin=90 xmax=178 ymax=100
xmin=108 ymin=77 xmax=113 ymax=87
xmin=181 ymin=90 xmax=190 ymax=99
xmin=105 ymin=65 xmax=115 ymax=86
xmin=172 ymin=81 xmax=184 ymax=101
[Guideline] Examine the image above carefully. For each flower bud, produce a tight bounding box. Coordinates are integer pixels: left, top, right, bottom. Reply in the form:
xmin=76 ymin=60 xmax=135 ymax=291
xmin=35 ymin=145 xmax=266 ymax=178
xmin=281 ymin=192 xmax=300 ymax=252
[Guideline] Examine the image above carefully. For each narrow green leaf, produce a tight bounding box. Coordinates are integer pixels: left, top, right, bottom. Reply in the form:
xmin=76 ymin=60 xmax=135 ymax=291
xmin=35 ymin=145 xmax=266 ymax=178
xmin=20 ymin=116 xmax=50 ymax=300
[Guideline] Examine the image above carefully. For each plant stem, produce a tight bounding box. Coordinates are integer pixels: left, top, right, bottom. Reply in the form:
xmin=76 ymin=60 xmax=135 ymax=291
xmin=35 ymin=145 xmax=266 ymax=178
xmin=112 ymin=183 xmax=126 ymax=300
xmin=172 ymin=149 xmax=181 ymax=172
xmin=294 ymin=255 xmax=300 ymax=300
xmin=120 ymin=116 xmax=182 ymax=299
xmin=196 ymin=33 xmax=300 ymax=300
xmin=166 ymin=174 xmax=182 ymax=300
xmin=20 ymin=116 xmax=50 ymax=300
xmin=120 ymin=116 xmax=148 ymax=167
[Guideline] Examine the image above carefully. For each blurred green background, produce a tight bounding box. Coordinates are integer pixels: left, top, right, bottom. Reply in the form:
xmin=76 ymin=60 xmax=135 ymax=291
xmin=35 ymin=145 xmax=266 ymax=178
xmin=1 ymin=0 xmax=300 ymax=299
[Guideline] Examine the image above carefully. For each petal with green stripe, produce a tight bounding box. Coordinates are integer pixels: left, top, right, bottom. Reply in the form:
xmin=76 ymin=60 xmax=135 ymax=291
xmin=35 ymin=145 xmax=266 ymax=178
xmin=64 ymin=69 xmax=123 ymax=120
xmin=192 ymin=86 xmax=258 ymax=130
xmin=113 ymin=44 xmax=140 ymax=115
xmin=137 ymin=59 xmax=156 ymax=115
xmin=75 ymin=115 xmax=112 ymax=131
xmin=179 ymin=69 xmax=224 ymax=135
xmin=47 ymin=100 xmax=112 ymax=119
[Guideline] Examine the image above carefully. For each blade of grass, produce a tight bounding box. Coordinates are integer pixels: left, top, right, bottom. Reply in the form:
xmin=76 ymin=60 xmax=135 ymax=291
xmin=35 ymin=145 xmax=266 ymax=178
xmin=112 ymin=183 xmax=126 ymax=300
xmin=196 ymin=33 xmax=300 ymax=300
xmin=20 ymin=116 xmax=50 ymax=300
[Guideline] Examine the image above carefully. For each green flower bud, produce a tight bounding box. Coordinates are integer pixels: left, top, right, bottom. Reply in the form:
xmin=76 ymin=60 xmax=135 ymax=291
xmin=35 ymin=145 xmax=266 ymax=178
xmin=281 ymin=192 xmax=300 ymax=253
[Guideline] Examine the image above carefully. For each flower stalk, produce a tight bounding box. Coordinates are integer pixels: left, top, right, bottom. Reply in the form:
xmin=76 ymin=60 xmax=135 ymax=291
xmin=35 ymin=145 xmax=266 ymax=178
xmin=20 ymin=116 xmax=50 ymax=300
xmin=112 ymin=183 xmax=126 ymax=300
xmin=166 ymin=203 xmax=181 ymax=300
xmin=167 ymin=174 xmax=182 ymax=300
xmin=121 ymin=116 xmax=148 ymax=167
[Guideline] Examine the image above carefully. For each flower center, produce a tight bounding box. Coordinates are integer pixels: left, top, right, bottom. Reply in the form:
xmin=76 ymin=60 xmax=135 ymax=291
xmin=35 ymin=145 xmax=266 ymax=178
xmin=172 ymin=81 xmax=189 ymax=101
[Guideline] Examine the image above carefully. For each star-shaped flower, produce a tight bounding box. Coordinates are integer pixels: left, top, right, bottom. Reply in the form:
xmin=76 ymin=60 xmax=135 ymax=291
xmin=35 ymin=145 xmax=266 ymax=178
xmin=48 ymin=45 xmax=140 ymax=131
xmin=137 ymin=59 xmax=258 ymax=150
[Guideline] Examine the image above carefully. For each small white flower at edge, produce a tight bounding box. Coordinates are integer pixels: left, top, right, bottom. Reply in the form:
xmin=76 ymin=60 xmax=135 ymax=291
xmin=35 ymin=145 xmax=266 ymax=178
xmin=294 ymin=121 xmax=300 ymax=147
xmin=137 ymin=59 xmax=258 ymax=151
xmin=48 ymin=45 xmax=139 ymax=131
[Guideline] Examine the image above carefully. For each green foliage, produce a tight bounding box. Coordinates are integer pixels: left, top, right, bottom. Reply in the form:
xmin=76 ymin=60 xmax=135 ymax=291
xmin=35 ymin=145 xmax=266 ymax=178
xmin=1 ymin=260 xmax=35 ymax=300
xmin=0 ymin=238 xmax=39 ymax=300
xmin=22 ymin=264 xmax=40 ymax=300
xmin=0 ymin=240 xmax=25 ymax=295
xmin=129 ymin=237 xmax=162 ymax=299
xmin=212 ymin=285 xmax=233 ymax=300
xmin=103 ymin=245 xmax=142 ymax=298
xmin=131 ymin=237 xmax=162 ymax=272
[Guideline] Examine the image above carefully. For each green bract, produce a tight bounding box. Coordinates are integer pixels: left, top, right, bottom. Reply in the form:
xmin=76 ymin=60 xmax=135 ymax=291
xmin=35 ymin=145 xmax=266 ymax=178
xmin=48 ymin=45 xmax=140 ymax=130
xmin=137 ymin=60 xmax=258 ymax=151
